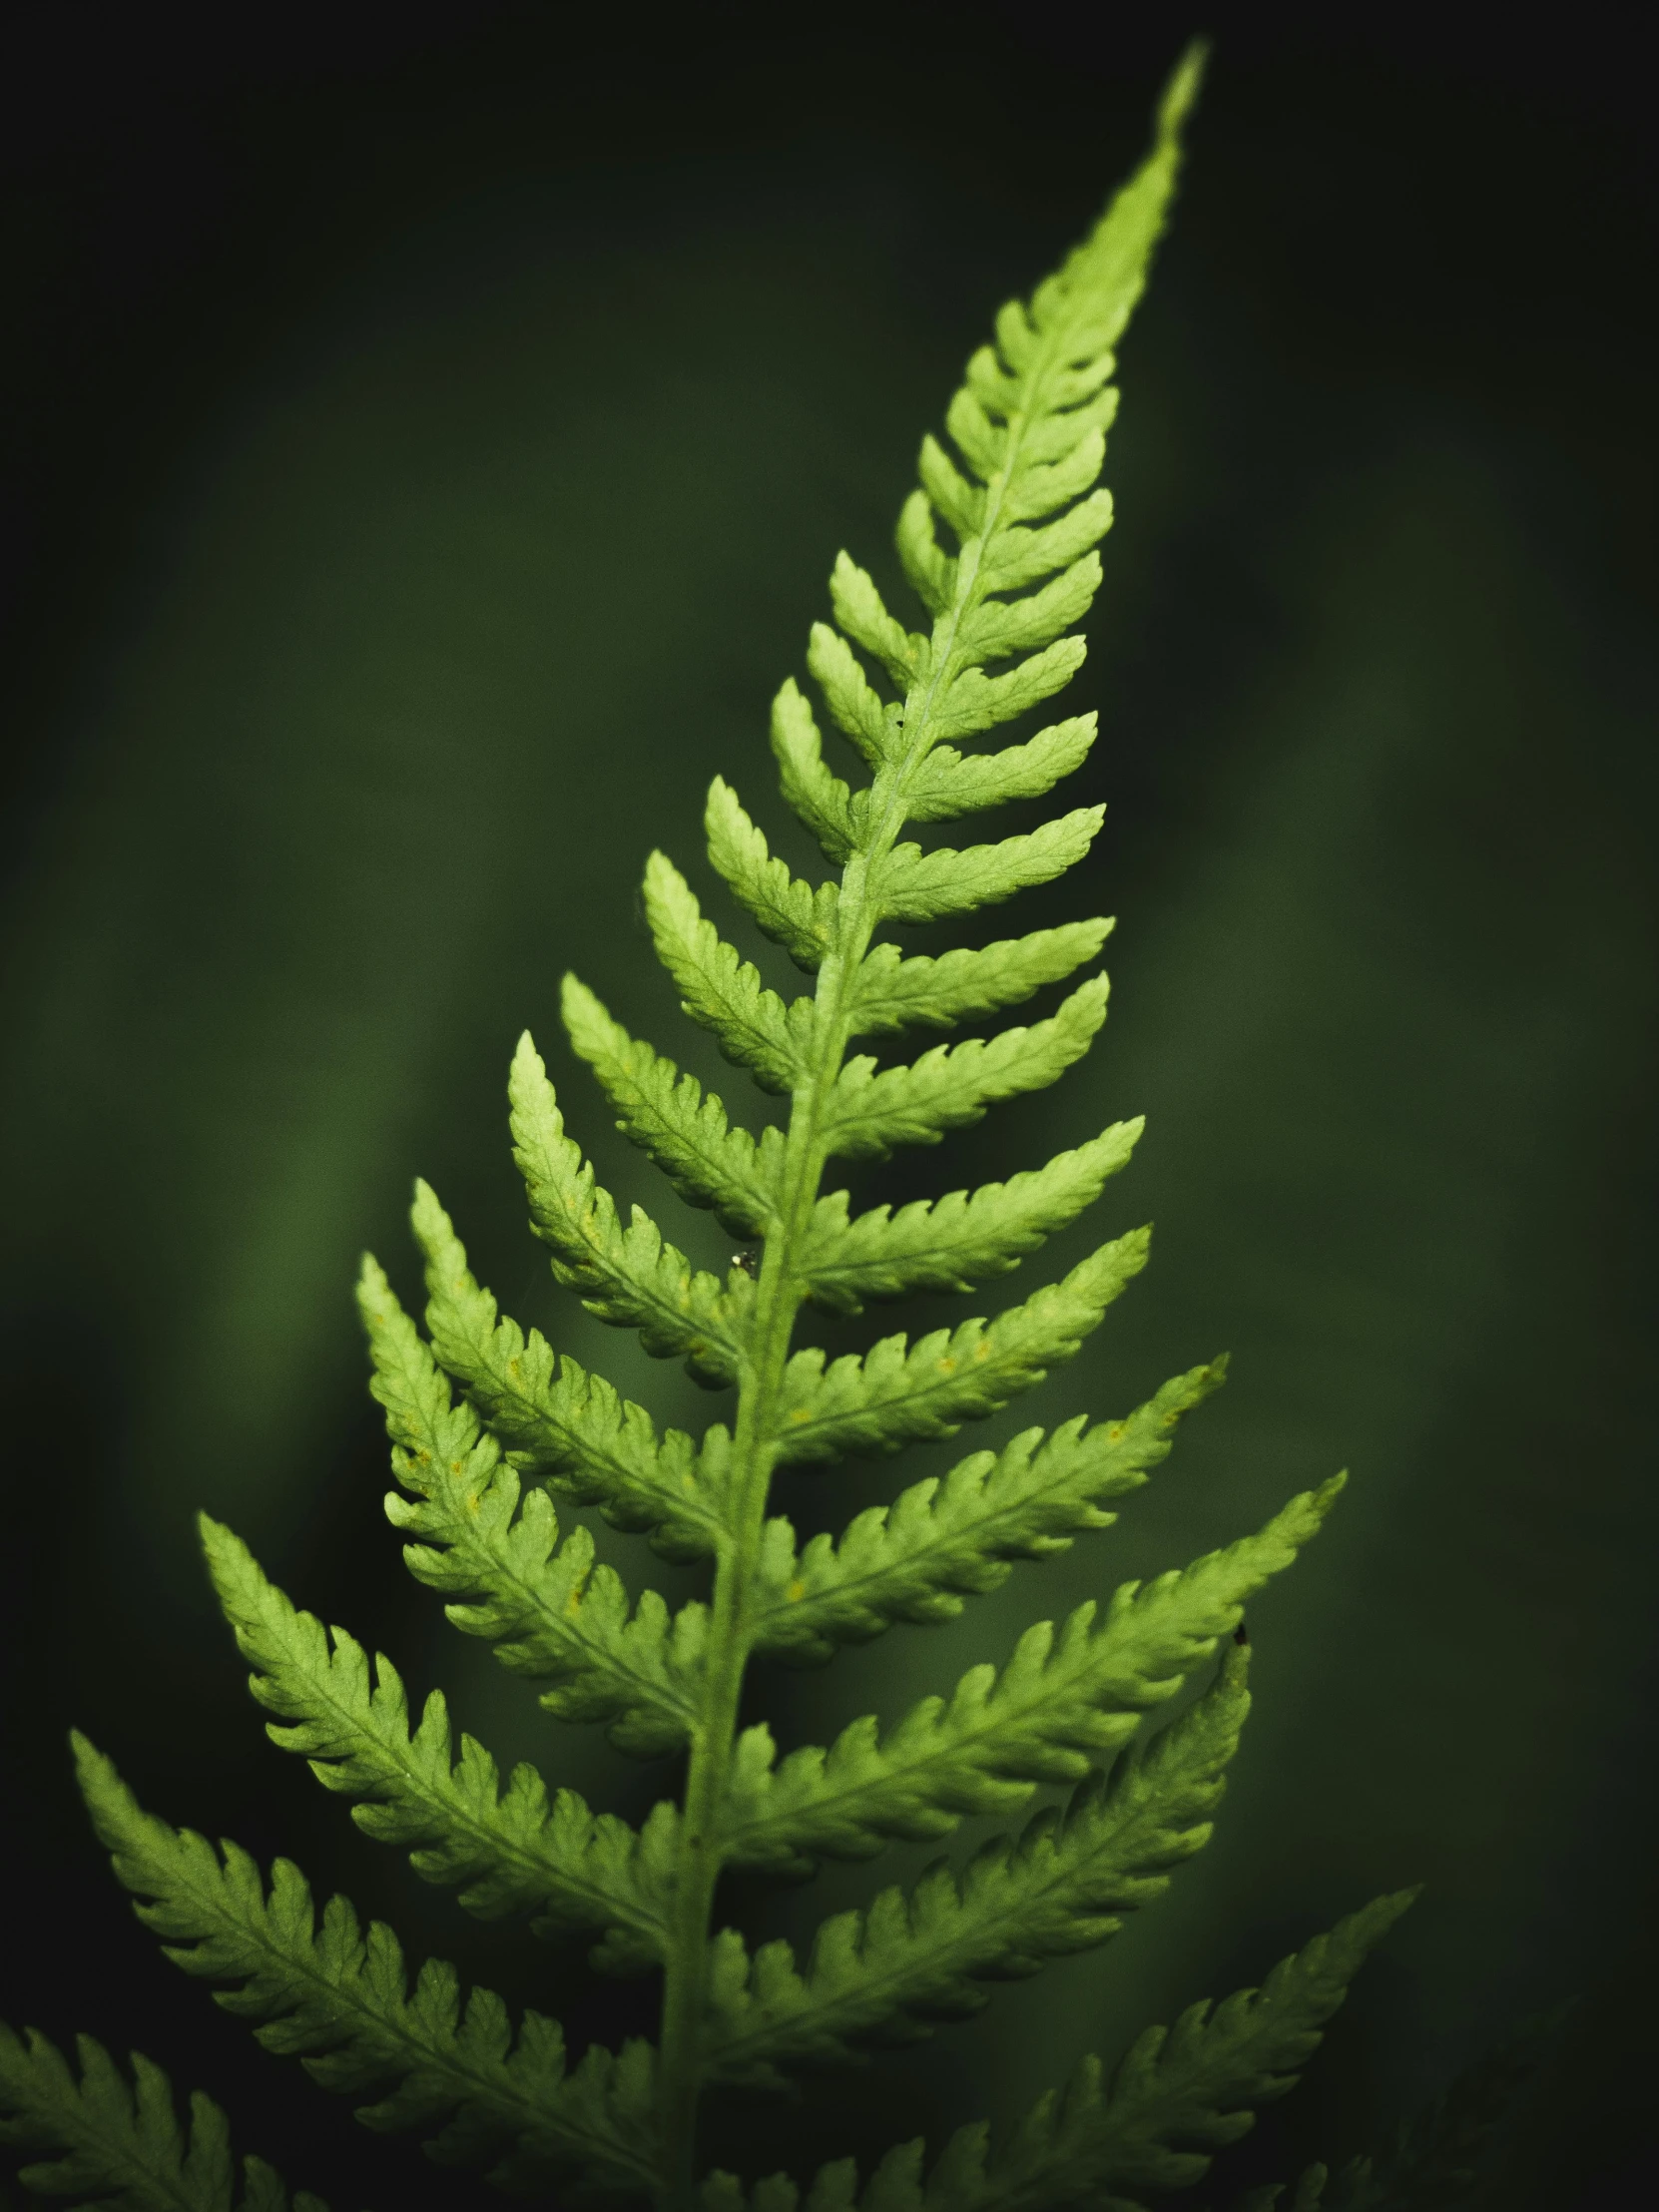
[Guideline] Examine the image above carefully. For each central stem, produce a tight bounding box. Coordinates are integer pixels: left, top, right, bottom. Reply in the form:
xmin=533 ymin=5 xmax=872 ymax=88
xmin=651 ymin=337 xmax=1071 ymax=2205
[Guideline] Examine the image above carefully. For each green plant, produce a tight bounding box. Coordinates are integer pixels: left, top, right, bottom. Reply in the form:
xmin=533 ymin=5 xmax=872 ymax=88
xmin=4 ymin=44 xmax=1499 ymax=2212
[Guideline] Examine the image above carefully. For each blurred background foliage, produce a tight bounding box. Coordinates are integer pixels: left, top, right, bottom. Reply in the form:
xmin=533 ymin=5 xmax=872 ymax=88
xmin=2 ymin=3 xmax=1653 ymax=2208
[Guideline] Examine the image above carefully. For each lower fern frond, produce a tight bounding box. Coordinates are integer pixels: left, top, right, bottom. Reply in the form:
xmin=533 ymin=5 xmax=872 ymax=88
xmin=721 ymin=1486 xmax=1338 ymax=1873
xmin=752 ymin=1362 xmax=1226 ymax=1663
xmin=359 ymin=1256 xmax=705 ymax=1758
xmin=698 ymin=1894 xmax=1413 ymax=2212
xmin=0 ymin=2027 xmax=327 ymax=2212
xmin=72 ymin=1738 xmax=658 ymax=2198
xmin=701 ymin=1650 xmax=1251 ymax=2085
xmin=969 ymin=1892 xmax=1419 ymax=2212
xmin=200 ymin=1515 xmax=674 ymax=1971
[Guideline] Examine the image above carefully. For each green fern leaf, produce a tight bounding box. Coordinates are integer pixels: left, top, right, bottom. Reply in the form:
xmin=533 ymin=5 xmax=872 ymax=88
xmin=412 ymin=1180 xmax=725 ymax=1562
xmin=769 ymin=679 xmax=862 ymax=864
xmin=974 ymin=490 xmax=1116 ymax=598
xmin=642 ymin=851 xmax=816 ymax=1093
xmin=874 ymin=811 xmax=1103 ymax=926
xmin=702 ymin=1648 xmax=1251 ymax=2085
xmin=720 ymin=1483 xmax=1339 ymax=1873
xmin=903 ymin=718 xmax=1098 ymax=823
xmin=956 ymin=554 xmax=1102 ymax=666
xmin=0 ymin=2028 xmax=327 ymax=2212
xmin=752 ymin=1361 xmax=1224 ymax=1664
xmin=510 ymin=1033 xmax=749 ymax=1384
xmin=798 ymin=1127 xmax=1141 ymax=1312
xmin=773 ymin=1236 xmax=1151 ymax=1463
xmin=847 ymin=925 xmax=1113 ymax=1039
xmin=928 ymin=640 xmax=1091 ymax=745
xmin=823 ymin=978 xmax=1109 ymax=1161
xmin=358 ymin=1256 xmax=706 ymax=1757
xmin=827 ymin=553 xmax=928 ymax=690
xmin=702 ymin=1892 xmax=1412 ymax=2212
xmin=705 ymin=779 xmax=839 ymax=969
xmin=561 ymin=973 xmax=784 ymax=1237
xmin=199 ymin=1514 xmax=674 ymax=1970
xmin=950 ymin=1891 xmax=1420 ymax=2212
xmin=72 ymin=1740 xmax=658 ymax=2197
xmin=806 ymin=622 xmax=901 ymax=771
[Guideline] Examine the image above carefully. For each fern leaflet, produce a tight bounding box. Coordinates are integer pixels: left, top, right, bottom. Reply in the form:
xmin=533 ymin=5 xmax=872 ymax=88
xmin=359 ymin=1256 xmax=706 ymax=1756
xmin=74 ymin=1739 xmax=657 ymax=2196
xmin=200 ymin=1514 xmax=674 ymax=1969
xmin=702 ymin=1648 xmax=1253 ymax=2084
xmin=751 ymin=1361 xmax=1226 ymax=1664
xmin=411 ymin=1180 xmax=724 ymax=1561
xmin=0 ymin=2029 xmax=327 ymax=2212
xmin=719 ymin=1484 xmax=1339 ymax=1874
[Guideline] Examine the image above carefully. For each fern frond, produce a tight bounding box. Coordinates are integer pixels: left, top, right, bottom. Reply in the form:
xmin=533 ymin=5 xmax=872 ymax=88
xmin=705 ymin=779 xmax=838 ymax=971
xmin=873 ymin=813 xmax=1103 ymax=927
xmin=772 ymin=1235 xmax=1150 ymax=1464
xmin=927 ymin=644 xmax=1092 ymax=747
xmin=643 ymin=851 xmax=816 ymax=1093
xmin=72 ymin=1740 xmax=658 ymax=2197
xmin=847 ymin=925 xmax=1113 ymax=1039
xmin=805 ymin=622 xmax=904 ymax=772
xmin=702 ymin=1649 xmax=1251 ymax=2085
xmin=200 ymin=1515 xmax=674 ymax=1971
xmin=973 ymin=492 xmax=1116 ymax=599
xmin=753 ymin=1361 xmax=1225 ymax=1665
xmin=358 ymin=1256 xmax=705 ymax=1758
xmin=412 ymin=1181 xmax=724 ymax=1562
xmin=720 ymin=1483 xmax=1339 ymax=1873
xmin=828 ymin=553 xmax=928 ymax=689
xmin=951 ymin=1891 xmax=1420 ymax=2212
xmin=703 ymin=1891 xmax=1413 ymax=2212
xmin=799 ymin=1126 xmax=1141 ymax=1313
xmin=0 ymin=2027 xmax=326 ymax=2212
xmin=45 ymin=50 xmax=1416 ymax=2212
xmin=823 ymin=978 xmax=1109 ymax=1162
xmin=903 ymin=718 xmax=1098 ymax=823
xmin=510 ymin=1033 xmax=749 ymax=1385
xmin=770 ymin=679 xmax=862 ymax=863
xmin=562 ymin=975 xmax=784 ymax=1237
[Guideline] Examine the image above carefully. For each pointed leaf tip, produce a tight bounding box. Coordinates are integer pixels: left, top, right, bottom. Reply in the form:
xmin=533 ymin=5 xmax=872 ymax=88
xmin=1159 ymin=38 xmax=1210 ymax=139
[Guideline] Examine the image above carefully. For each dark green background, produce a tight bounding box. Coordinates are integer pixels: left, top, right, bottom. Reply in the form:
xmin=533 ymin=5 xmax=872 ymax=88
xmin=3 ymin=4 xmax=1654 ymax=2207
